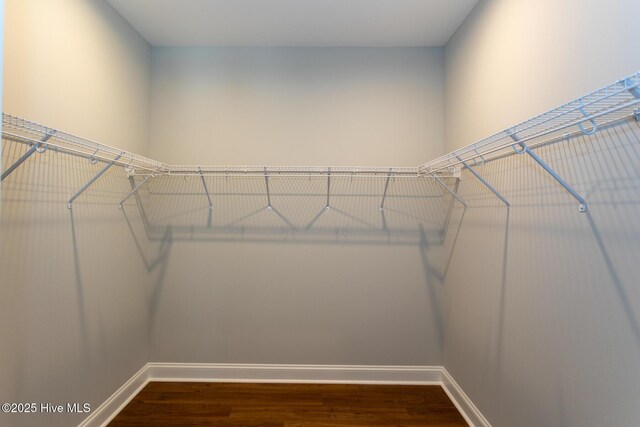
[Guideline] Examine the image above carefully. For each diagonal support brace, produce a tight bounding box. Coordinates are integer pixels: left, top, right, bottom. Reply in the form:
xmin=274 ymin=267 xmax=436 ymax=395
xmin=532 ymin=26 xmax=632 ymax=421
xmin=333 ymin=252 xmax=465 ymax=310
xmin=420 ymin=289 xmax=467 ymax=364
xmin=1 ymin=130 xmax=56 ymax=181
xmin=264 ymin=167 xmax=272 ymax=210
xmin=431 ymin=173 xmax=468 ymax=209
xmin=68 ymin=153 xmax=122 ymax=209
xmin=198 ymin=168 xmax=213 ymax=210
xmin=118 ymin=169 xmax=158 ymax=209
xmin=379 ymin=169 xmax=393 ymax=212
xmin=509 ymin=132 xmax=587 ymax=212
xmin=325 ymin=168 xmax=331 ymax=210
xmin=456 ymin=156 xmax=511 ymax=209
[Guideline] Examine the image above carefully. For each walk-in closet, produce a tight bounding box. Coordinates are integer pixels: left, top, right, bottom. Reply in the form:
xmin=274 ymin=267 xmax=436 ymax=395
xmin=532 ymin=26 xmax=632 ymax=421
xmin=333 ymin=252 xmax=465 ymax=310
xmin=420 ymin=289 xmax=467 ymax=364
xmin=1 ymin=1 xmax=639 ymax=426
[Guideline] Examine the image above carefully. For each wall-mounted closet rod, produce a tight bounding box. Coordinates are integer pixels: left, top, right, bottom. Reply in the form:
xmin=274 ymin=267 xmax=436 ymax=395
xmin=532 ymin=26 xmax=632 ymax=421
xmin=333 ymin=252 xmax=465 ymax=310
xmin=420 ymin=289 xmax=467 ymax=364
xmin=165 ymin=167 xmax=420 ymax=178
xmin=420 ymin=71 xmax=640 ymax=175
xmin=439 ymin=111 xmax=638 ymax=172
xmin=424 ymin=97 xmax=640 ymax=175
xmin=1 ymin=131 xmax=162 ymax=175
xmin=1 ymin=130 xmax=56 ymax=181
xmin=2 ymin=114 xmax=165 ymax=174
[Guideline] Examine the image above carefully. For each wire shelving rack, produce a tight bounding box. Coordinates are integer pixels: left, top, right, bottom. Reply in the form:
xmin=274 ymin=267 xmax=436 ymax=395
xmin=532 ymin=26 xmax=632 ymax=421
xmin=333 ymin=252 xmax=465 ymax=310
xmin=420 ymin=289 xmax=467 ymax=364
xmin=2 ymin=71 xmax=640 ymax=212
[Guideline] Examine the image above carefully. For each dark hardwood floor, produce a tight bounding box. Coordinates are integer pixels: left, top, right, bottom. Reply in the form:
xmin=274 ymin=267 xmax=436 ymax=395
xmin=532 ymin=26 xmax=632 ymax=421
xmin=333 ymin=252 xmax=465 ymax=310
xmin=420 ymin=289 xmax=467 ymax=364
xmin=109 ymin=382 xmax=468 ymax=426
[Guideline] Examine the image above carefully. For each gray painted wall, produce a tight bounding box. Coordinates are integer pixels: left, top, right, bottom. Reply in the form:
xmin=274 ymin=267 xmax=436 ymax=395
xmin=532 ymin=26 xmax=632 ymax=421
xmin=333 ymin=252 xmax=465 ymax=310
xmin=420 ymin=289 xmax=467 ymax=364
xmin=0 ymin=1 xmax=151 ymax=426
xmin=147 ymin=48 xmax=447 ymax=365
xmin=445 ymin=0 xmax=640 ymax=152
xmin=443 ymin=0 xmax=640 ymax=426
xmin=150 ymin=47 xmax=444 ymax=166
xmin=3 ymin=1 xmax=639 ymax=425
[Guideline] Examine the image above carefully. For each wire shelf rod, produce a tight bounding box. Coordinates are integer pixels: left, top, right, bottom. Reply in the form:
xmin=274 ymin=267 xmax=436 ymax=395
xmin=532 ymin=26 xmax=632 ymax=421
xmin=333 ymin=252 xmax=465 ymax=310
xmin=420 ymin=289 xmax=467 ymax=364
xmin=1 ymin=130 xmax=165 ymax=174
xmin=420 ymin=71 xmax=640 ymax=174
xmin=423 ymin=97 xmax=640 ymax=174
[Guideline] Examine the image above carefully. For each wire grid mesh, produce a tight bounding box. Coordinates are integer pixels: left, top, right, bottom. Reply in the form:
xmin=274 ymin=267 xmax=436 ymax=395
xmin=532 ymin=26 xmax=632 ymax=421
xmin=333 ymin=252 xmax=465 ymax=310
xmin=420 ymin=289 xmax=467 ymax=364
xmin=4 ymin=70 xmax=640 ymax=220
xmin=137 ymin=173 xmax=449 ymax=243
xmin=167 ymin=165 xmax=419 ymax=177
xmin=450 ymin=116 xmax=640 ymax=212
xmin=1 ymin=135 xmax=136 ymax=208
xmin=1 ymin=114 xmax=165 ymax=174
xmin=420 ymin=71 xmax=640 ymax=174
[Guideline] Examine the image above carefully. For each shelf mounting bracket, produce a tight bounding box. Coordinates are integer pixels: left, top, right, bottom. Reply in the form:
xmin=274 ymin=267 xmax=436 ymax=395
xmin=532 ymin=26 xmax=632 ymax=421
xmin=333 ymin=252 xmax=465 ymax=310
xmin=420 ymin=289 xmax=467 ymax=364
xmin=1 ymin=130 xmax=56 ymax=181
xmin=68 ymin=153 xmax=122 ymax=209
xmin=198 ymin=168 xmax=213 ymax=211
xmin=509 ymin=132 xmax=587 ymax=212
xmin=118 ymin=168 xmax=160 ymax=209
xmin=379 ymin=169 xmax=393 ymax=212
xmin=623 ymin=77 xmax=640 ymax=99
xmin=325 ymin=168 xmax=331 ymax=210
xmin=456 ymin=156 xmax=511 ymax=210
xmin=430 ymin=173 xmax=468 ymax=209
xmin=264 ymin=167 xmax=272 ymax=210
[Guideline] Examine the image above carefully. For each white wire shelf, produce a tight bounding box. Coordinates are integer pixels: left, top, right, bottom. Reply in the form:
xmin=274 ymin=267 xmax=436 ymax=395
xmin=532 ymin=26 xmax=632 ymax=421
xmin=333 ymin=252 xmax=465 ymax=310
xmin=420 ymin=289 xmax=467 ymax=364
xmin=1 ymin=114 xmax=418 ymax=179
xmin=2 ymin=70 xmax=640 ymax=211
xmin=420 ymin=71 xmax=640 ymax=174
xmin=1 ymin=114 xmax=166 ymax=174
xmin=167 ymin=165 xmax=420 ymax=178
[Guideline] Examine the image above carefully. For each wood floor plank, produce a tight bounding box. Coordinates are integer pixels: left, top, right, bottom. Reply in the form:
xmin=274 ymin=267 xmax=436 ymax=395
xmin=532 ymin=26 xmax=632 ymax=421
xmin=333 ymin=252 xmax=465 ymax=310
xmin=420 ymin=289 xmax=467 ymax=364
xmin=109 ymin=382 xmax=468 ymax=426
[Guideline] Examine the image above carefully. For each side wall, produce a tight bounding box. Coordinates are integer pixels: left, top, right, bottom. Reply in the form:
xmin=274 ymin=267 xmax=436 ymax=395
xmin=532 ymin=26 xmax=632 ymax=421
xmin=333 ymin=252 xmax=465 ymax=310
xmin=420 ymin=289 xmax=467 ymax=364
xmin=0 ymin=1 xmax=151 ymax=426
xmin=443 ymin=0 xmax=640 ymax=426
xmin=147 ymin=48 xmax=447 ymax=366
xmin=445 ymin=0 xmax=640 ymax=152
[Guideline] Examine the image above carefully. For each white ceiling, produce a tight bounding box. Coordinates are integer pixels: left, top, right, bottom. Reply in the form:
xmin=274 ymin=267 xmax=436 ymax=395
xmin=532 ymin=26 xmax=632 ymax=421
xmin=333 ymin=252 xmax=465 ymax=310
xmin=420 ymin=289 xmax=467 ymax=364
xmin=106 ymin=0 xmax=479 ymax=47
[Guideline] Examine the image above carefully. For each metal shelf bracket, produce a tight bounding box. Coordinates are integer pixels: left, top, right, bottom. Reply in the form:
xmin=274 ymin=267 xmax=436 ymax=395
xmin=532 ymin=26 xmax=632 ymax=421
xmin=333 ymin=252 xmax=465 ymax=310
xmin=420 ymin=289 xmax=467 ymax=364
xmin=118 ymin=168 xmax=159 ymax=209
xmin=455 ymin=156 xmax=511 ymax=210
xmin=325 ymin=168 xmax=331 ymax=210
xmin=509 ymin=132 xmax=588 ymax=213
xmin=623 ymin=77 xmax=640 ymax=99
xmin=198 ymin=168 xmax=213 ymax=211
xmin=1 ymin=130 xmax=56 ymax=181
xmin=430 ymin=172 xmax=468 ymax=209
xmin=379 ymin=168 xmax=393 ymax=212
xmin=264 ymin=167 xmax=272 ymax=210
xmin=68 ymin=153 xmax=122 ymax=209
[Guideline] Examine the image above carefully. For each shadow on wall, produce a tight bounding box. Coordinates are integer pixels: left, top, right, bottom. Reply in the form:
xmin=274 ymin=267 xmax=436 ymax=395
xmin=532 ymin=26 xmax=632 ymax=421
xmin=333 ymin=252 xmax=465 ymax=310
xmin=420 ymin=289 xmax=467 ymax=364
xmin=1 ymin=132 xmax=459 ymax=368
xmin=0 ymin=137 xmax=149 ymax=427
xmin=124 ymin=171 xmax=452 ymax=247
xmin=442 ymin=117 xmax=640 ymax=427
xmin=118 ymin=168 xmax=458 ymax=352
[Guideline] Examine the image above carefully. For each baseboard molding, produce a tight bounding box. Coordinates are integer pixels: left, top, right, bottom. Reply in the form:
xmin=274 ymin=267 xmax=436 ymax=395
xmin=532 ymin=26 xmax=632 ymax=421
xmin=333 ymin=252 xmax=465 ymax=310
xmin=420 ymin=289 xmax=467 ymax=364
xmin=147 ymin=363 xmax=443 ymax=385
xmin=78 ymin=364 xmax=150 ymax=427
xmin=79 ymin=363 xmax=490 ymax=427
xmin=442 ymin=368 xmax=492 ymax=427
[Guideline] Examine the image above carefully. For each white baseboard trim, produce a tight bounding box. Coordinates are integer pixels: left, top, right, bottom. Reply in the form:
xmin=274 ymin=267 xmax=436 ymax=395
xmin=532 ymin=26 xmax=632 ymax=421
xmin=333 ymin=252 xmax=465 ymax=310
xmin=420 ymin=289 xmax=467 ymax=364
xmin=442 ymin=368 xmax=491 ymax=427
xmin=78 ymin=364 xmax=150 ymax=427
xmin=146 ymin=363 xmax=442 ymax=385
xmin=79 ymin=363 xmax=490 ymax=427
